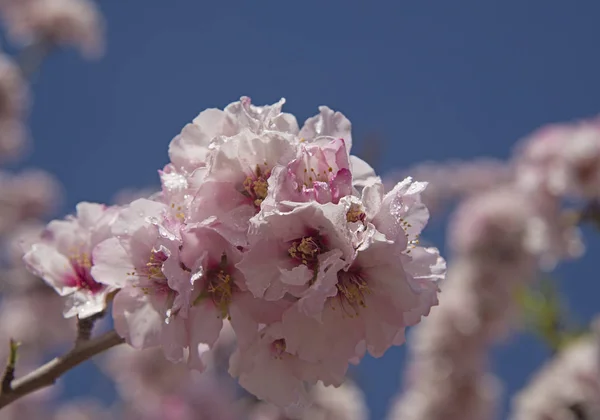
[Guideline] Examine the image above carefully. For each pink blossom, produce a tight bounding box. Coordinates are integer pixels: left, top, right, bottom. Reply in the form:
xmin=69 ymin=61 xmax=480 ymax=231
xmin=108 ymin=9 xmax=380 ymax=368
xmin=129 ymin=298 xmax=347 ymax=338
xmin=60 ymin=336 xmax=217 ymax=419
xmin=52 ymin=400 xmax=112 ymax=420
xmin=180 ymin=224 xmax=287 ymax=354
xmin=237 ymin=201 xmax=355 ymax=305
xmin=91 ymin=199 xmax=197 ymax=364
xmin=281 ymin=233 xmax=442 ymax=366
xmin=23 ymin=202 xmax=118 ymax=318
xmin=509 ymin=334 xmax=600 ymax=420
xmin=298 ymin=105 xmax=352 ymax=151
xmin=168 ymin=97 xmax=297 ymax=174
xmin=1 ymin=0 xmax=105 ymax=58
xmin=264 ymin=137 xmax=353 ymax=208
xmin=189 ymin=128 xmax=298 ymax=245
xmin=450 ymin=187 xmax=582 ymax=272
xmin=225 ymin=96 xmax=299 ymax=136
xmin=0 ymin=170 xmax=62 ymax=235
xmin=516 ymin=118 xmax=600 ymax=200
xmin=102 ymin=346 xmax=239 ymax=420
xmin=229 ymin=323 xmax=347 ymax=413
xmin=387 ymin=293 xmax=501 ymax=420
xmin=0 ymin=290 xmax=76 ymax=356
xmin=249 ymin=380 xmax=368 ymax=420
xmin=168 ymin=110 xmax=235 ymax=174
xmin=112 ymin=187 xmax=158 ymax=206
xmin=0 ymin=53 xmax=28 ymax=161
xmin=384 ymin=158 xmax=513 ymax=214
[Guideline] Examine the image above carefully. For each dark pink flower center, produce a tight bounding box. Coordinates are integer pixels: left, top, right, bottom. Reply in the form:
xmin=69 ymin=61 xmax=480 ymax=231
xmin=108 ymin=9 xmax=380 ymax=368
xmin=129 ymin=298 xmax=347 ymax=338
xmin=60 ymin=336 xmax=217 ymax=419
xmin=67 ymin=254 xmax=103 ymax=294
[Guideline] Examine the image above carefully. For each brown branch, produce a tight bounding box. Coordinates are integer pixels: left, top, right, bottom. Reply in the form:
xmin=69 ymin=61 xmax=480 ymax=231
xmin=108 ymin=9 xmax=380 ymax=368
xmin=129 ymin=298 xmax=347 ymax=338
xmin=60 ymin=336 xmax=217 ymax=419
xmin=0 ymin=330 xmax=124 ymax=410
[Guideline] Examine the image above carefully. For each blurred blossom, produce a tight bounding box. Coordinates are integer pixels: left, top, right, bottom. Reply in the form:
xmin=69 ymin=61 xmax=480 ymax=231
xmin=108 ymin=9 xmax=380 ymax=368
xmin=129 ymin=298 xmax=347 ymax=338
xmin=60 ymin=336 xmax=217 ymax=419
xmin=111 ymin=187 xmax=158 ymax=206
xmin=0 ymin=170 xmax=62 ymax=235
xmin=52 ymin=400 xmax=113 ymax=420
xmin=3 ymin=222 xmax=43 ymax=264
xmin=0 ymin=0 xmax=105 ymax=58
xmin=102 ymin=340 xmax=239 ymax=420
xmin=516 ymin=119 xmax=600 ymax=200
xmin=384 ymin=159 xmax=513 ymax=215
xmin=0 ymin=290 xmax=76 ymax=356
xmin=0 ymin=393 xmax=50 ymax=420
xmin=387 ymin=281 xmax=502 ymax=420
xmin=102 ymin=346 xmax=195 ymax=407
xmin=0 ymin=54 xmax=28 ymax=161
xmin=249 ymin=381 xmax=368 ymax=420
xmin=509 ymin=328 xmax=600 ymax=420
xmin=450 ymin=187 xmax=582 ymax=272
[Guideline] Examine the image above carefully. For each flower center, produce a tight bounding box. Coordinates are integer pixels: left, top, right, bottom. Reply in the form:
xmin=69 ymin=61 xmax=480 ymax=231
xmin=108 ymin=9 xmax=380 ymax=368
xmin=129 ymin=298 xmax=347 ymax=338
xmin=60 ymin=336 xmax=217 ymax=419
xmin=299 ymin=166 xmax=334 ymax=190
xmin=143 ymin=250 xmax=168 ymax=279
xmin=288 ymin=235 xmax=323 ymax=267
xmin=69 ymin=253 xmax=103 ymax=293
xmin=242 ymin=164 xmax=271 ymax=209
xmin=127 ymin=249 xmax=174 ymax=296
xmin=207 ymin=269 xmax=233 ymax=319
xmin=346 ymin=203 xmax=366 ymax=223
xmin=270 ymin=339 xmax=287 ymax=359
xmin=333 ymin=270 xmax=371 ymax=317
xmin=194 ymin=254 xmax=234 ymax=320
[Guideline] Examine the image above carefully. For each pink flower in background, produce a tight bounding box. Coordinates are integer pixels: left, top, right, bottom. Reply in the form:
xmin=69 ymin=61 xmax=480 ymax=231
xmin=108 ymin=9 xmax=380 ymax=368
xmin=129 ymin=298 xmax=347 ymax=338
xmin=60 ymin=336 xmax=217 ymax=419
xmin=509 ymin=333 xmax=600 ymax=420
xmin=51 ymin=400 xmax=112 ymax=420
xmin=248 ymin=380 xmax=369 ymax=420
xmin=0 ymin=170 xmax=62 ymax=235
xmin=0 ymin=0 xmax=105 ymax=58
xmin=230 ymin=323 xmax=347 ymax=413
xmin=0 ymin=53 xmax=28 ymax=161
xmin=23 ymin=202 xmax=117 ymax=318
xmin=516 ymin=119 xmax=600 ymax=200
xmin=384 ymin=158 xmax=513 ymax=215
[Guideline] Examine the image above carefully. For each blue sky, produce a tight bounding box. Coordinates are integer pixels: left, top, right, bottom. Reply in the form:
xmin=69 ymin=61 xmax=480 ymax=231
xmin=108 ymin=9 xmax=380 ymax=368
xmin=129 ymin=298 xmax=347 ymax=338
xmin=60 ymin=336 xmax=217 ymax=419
xmin=16 ymin=1 xmax=600 ymax=418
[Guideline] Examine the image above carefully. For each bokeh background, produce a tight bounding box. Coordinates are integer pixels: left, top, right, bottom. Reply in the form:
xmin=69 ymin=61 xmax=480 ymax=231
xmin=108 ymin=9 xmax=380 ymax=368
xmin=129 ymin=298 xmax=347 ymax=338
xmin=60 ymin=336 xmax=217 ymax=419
xmin=15 ymin=1 xmax=600 ymax=418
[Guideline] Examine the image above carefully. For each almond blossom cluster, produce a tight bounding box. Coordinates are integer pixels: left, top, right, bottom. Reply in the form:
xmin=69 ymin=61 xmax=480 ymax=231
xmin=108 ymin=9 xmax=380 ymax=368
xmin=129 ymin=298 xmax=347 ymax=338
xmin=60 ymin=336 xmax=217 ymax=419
xmin=509 ymin=320 xmax=600 ymax=420
xmin=387 ymin=117 xmax=595 ymax=420
xmin=23 ymin=97 xmax=444 ymax=411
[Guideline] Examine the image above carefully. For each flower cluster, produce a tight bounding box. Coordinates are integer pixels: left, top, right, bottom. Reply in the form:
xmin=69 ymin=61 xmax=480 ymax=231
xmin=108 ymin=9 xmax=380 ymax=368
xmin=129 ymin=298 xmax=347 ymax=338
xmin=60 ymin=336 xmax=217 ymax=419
xmin=509 ymin=328 xmax=600 ymax=420
xmin=23 ymin=97 xmax=444 ymax=410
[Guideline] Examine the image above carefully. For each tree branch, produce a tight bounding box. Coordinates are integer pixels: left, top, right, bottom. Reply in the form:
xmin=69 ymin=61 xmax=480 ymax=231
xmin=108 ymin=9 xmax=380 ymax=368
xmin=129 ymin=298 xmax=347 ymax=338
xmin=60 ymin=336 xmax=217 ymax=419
xmin=0 ymin=330 xmax=124 ymax=410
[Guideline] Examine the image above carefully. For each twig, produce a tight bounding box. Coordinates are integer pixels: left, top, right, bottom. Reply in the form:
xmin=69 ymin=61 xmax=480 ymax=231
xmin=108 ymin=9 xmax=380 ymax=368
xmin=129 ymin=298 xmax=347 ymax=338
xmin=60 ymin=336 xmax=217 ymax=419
xmin=1 ymin=340 xmax=19 ymax=393
xmin=0 ymin=330 xmax=123 ymax=410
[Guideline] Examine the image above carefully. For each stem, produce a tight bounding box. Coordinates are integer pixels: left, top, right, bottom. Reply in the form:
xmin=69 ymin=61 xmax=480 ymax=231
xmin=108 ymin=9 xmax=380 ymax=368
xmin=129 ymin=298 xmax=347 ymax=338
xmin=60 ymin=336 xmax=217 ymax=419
xmin=0 ymin=330 xmax=123 ymax=410
xmin=1 ymin=340 xmax=19 ymax=393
